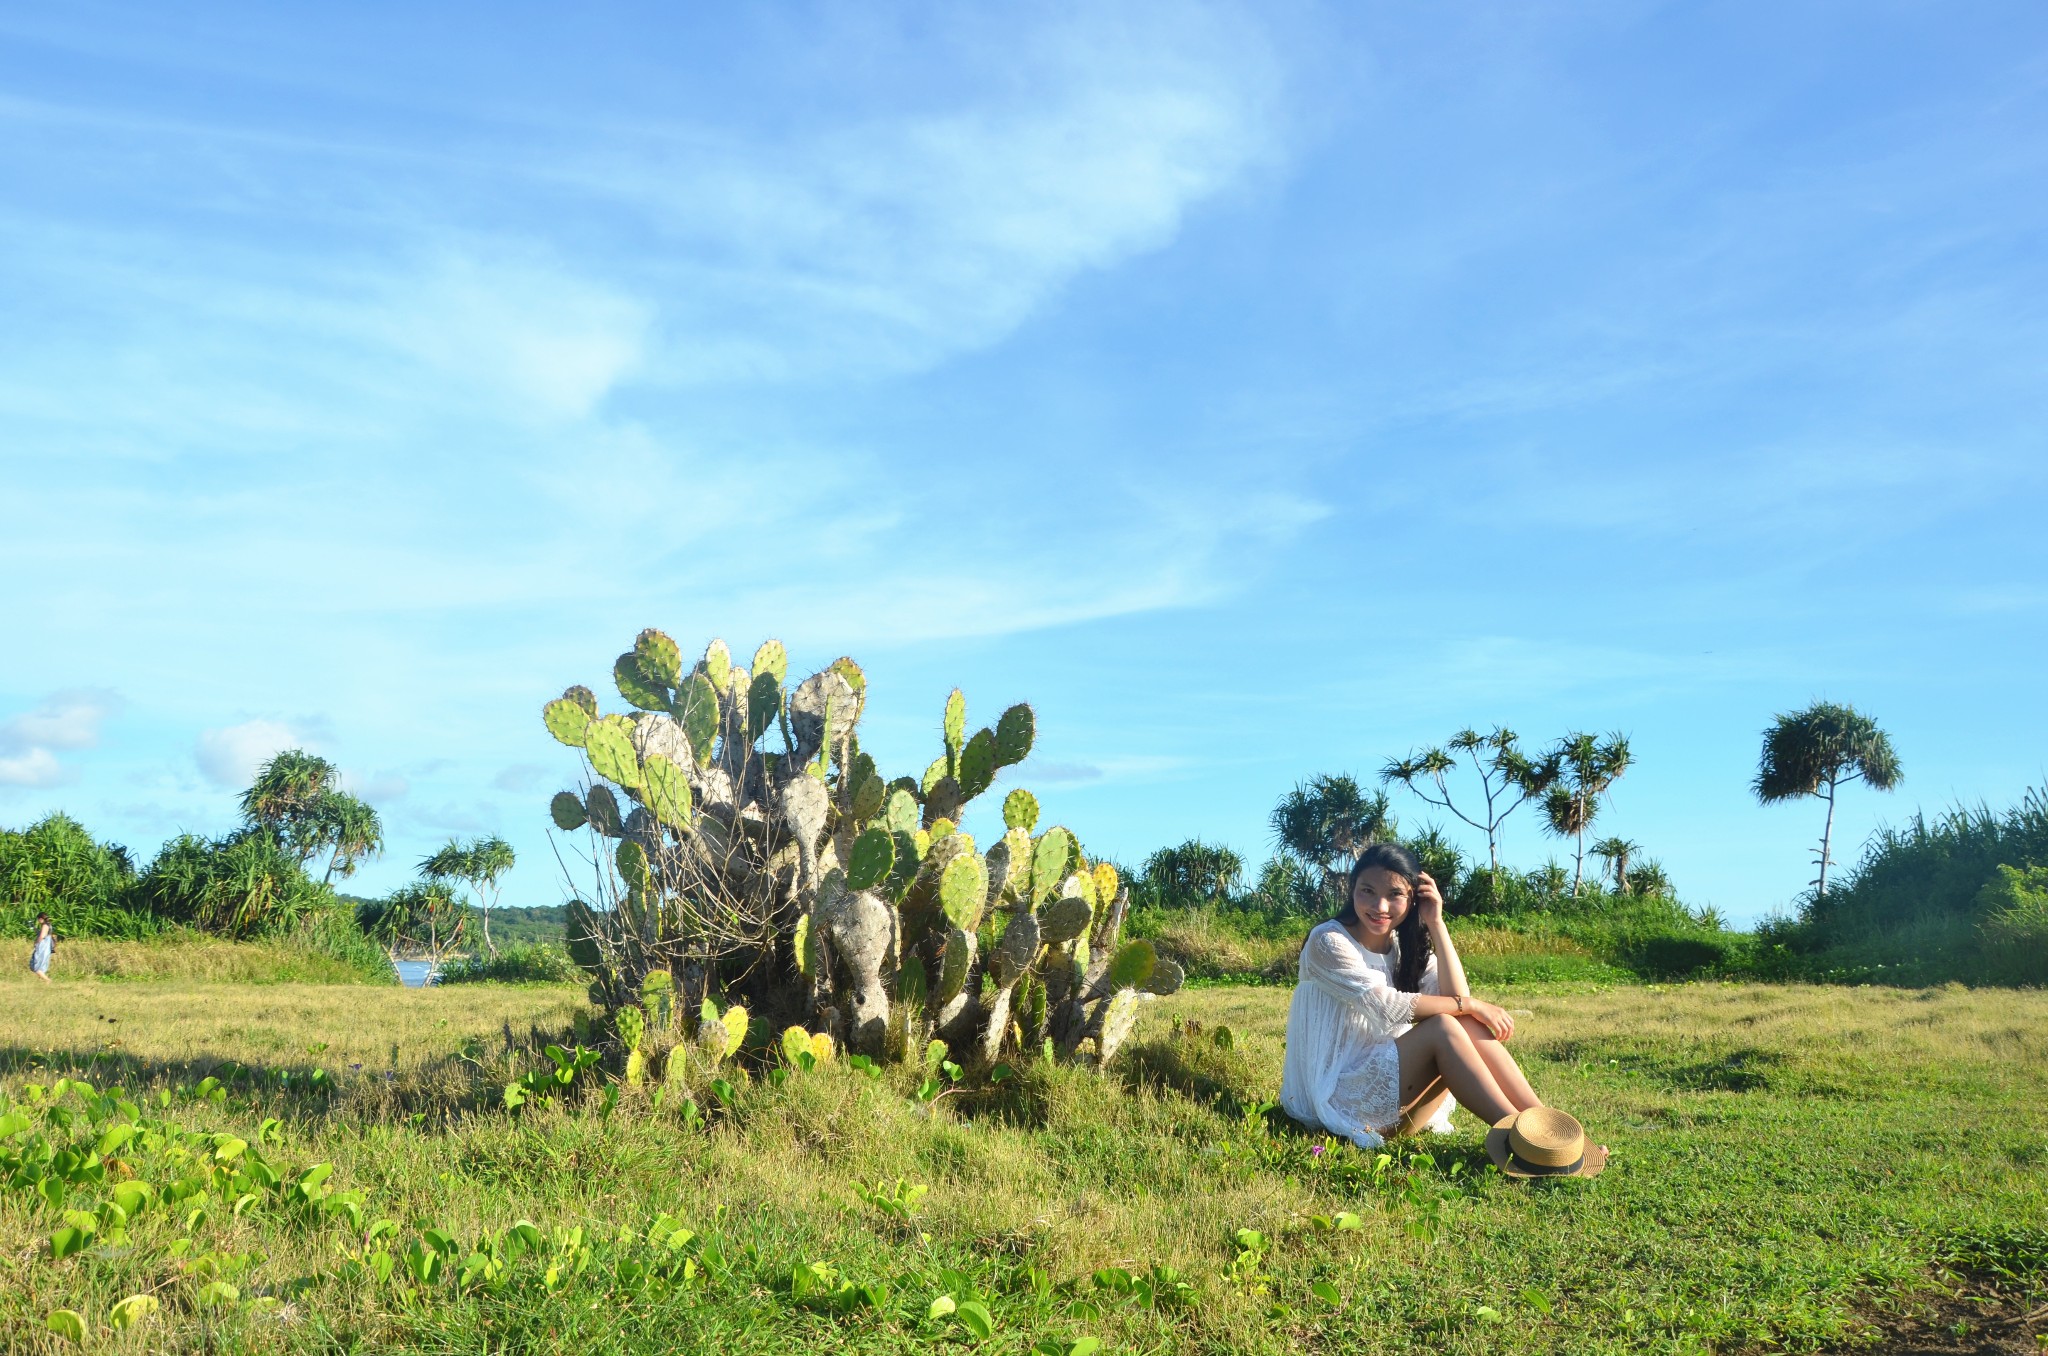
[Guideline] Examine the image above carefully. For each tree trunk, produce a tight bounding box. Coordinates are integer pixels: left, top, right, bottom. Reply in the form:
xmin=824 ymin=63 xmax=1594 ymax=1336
xmin=481 ymin=904 xmax=494 ymax=957
xmin=1816 ymin=777 xmax=1839 ymax=898
xmin=1572 ymin=807 xmax=1587 ymax=897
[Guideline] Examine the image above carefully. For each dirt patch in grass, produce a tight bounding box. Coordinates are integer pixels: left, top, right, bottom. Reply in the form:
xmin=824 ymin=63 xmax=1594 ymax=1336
xmin=1845 ymin=1286 xmax=2046 ymax=1354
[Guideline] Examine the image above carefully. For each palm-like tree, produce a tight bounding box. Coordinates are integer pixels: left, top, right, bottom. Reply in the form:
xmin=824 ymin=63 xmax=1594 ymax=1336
xmin=1753 ymin=701 xmax=1901 ymax=898
xmin=1270 ymin=774 xmax=1396 ymax=904
xmin=240 ymin=750 xmax=339 ymax=863
xmin=363 ymin=880 xmax=468 ymax=965
xmin=1589 ymin=837 xmax=1642 ymax=894
xmin=1381 ymin=727 xmax=1558 ymax=881
xmin=1540 ymin=732 xmax=1633 ymax=896
xmin=422 ymin=835 xmax=517 ymax=955
xmin=317 ymin=794 xmax=384 ymax=883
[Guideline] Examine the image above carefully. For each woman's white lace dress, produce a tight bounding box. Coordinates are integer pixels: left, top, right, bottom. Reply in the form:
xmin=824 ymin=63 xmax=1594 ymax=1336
xmin=1279 ymin=920 xmax=1453 ymax=1148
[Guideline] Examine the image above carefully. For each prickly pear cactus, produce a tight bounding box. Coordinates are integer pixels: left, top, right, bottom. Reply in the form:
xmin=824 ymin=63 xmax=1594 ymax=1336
xmin=543 ymin=631 xmax=1181 ymax=1071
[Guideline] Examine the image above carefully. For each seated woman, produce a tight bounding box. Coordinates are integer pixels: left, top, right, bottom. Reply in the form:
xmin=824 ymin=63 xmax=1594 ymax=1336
xmin=1280 ymin=843 xmax=1545 ymax=1148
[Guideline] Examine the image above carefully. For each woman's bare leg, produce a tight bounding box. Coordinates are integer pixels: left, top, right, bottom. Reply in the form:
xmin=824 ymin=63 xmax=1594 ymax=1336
xmin=1396 ymin=1074 xmax=1452 ymax=1135
xmin=1455 ymin=1015 xmax=1542 ymax=1111
xmin=1395 ymin=1015 xmax=1517 ymax=1125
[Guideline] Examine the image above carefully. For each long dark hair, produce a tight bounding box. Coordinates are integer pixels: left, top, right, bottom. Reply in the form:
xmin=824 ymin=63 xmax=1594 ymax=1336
xmin=1337 ymin=843 xmax=1432 ymax=993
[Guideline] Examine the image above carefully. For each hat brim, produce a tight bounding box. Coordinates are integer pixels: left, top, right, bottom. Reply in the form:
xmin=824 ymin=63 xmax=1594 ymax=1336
xmin=1486 ymin=1117 xmax=1607 ymax=1180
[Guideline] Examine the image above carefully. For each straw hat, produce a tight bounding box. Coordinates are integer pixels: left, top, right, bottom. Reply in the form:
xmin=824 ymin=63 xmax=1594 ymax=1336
xmin=1486 ymin=1107 xmax=1607 ymax=1179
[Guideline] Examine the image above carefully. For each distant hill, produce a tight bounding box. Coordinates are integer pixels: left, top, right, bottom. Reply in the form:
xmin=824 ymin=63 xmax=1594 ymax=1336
xmin=479 ymin=904 xmax=568 ymax=948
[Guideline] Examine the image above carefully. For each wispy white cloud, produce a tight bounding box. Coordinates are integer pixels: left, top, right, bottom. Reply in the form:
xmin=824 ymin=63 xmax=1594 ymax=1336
xmin=0 ymin=748 xmax=64 ymax=789
xmin=0 ymin=690 xmax=119 ymax=788
xmin=194 ymin=719 xmax=301 ymax=789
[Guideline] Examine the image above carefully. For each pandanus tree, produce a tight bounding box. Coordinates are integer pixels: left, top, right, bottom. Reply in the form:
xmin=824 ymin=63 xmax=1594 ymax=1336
xmin=239 ymin=749 xmax=383 ymax=883
xmin=1589 ymin=837 xmax=1642 ymax=894
xmin=1269 ymin=774 xmax=1396 ymax=906
xmin=421 ymin=836 xmax=517 ymax=955
xmin=1381 ymin=728 xmax=1559 ymax=884
xmin=1540 ymin=732 xmax=1633 ymax=896
xmin=1753 ymin=701 xmax=1900 ymax=899
xmin=360 ymin=880 xmax=468 ymax=967
xmin=541 ymin=631 xmax=1181 ymax=1072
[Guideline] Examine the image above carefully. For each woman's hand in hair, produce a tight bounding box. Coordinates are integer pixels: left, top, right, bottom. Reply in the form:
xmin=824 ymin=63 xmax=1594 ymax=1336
xmin=1415 ymin=872 xmax=1445 ymax=929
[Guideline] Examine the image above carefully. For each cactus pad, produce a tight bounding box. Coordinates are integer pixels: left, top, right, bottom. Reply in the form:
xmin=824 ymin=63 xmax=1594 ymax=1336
xmin=988 ymin=909 xmax=1040 ymax=985
xmin=1096 ymin=988 xmax=1142 ymax=1067
xmin=792 ymin=913 xmax=815 ymax=977
xmin=846 ymin=827 xmax=896 ymax=892
xmin=995 ymin=704 xmax=1035 ymax=767
xmin=782 ymin=772 xmax=829 ymax=855
xmin=829 ymin=656 xmax=866 ymax=697
xmin=943 ymin=688 xmax=967 ymax=758
xmin=1093 ymin=863 xmax=1120 ymax=908
xmin=635 ymin=629 xmax=682 ymax=687
xmin=1002 ymin=788 xmax=1039 ymax=832
xmin=939 ymin=852 xmax=990 ymax=933
xmin=617 ymin=1004 xmax=645 ymax=1053
xmin=850 ymin=766 xmax=888 ymax=824
xmin=543 ymin=698 xmax=592 ymax=748
xmin=957 ymin=728 xmax=997 ymax=798
xmin=565 ymin=685 xmax=599 ymax=716
xmin=934 ymin=926 xmax=974 ymax=1006
xmin=585 ymin=715 xmax=643 ymax=789
xmin=1038 ymin=893 xmax=1093 ymax=945
xmin=718 ymin=1004 xmax=748 ymax=1058
xmin=1031 ymin=827 xmax=1076 ymax=904
xmin=752 ymin=639 xmax=788 ymax=685
xmin=924 ymin=776 xmax=965 ymax=829
xmin=584 ymin=785 xmax=623 ymax=836
xmin=642 ymin=753 xmax=693 ymax=829
xmin=701 ymin=639 xmax=733 ymax=692
xmin=616 ymin=839 xmax=650 ymax=891
xmin=744 ymin=670 xmax=782 ymax=745
xmin=550 ymin=791 xmax=589 ymax=831
xmin=615 ymin=652 xmax=670 ymax=711
xmin=1143 ymin=957 xmax=1186 ymax=996
xmin=1106 ymin=939 xmax=1157 ymax=992
xmin=920 ymin=756 xmax=950 ymax=798
xmin=780 ymin=1025 xmax=812 ymax=1067
xmin=884 ymin=787 xmax=920 ymax=836
xmin=675 ymin=672 xmax=720 ymax=768
xmin=886 ymin=829 xmax=924 ymax=900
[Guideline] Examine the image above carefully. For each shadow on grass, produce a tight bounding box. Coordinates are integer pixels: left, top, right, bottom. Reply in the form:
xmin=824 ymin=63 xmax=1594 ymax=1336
xmin=0 ymin=1014 xmax=585 ymax=1122
xmin=1543 ymin=1038 xmax=1787 ymax=1093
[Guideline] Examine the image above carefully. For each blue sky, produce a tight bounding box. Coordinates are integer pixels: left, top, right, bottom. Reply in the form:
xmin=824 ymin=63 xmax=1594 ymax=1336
xmin=3 ymin=2 xmax=2044 ymax=923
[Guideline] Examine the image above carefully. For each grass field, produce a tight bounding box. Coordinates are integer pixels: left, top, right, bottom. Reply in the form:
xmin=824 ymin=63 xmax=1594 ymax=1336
xmin=0 ymin=972 xmax=2042 ymax=1354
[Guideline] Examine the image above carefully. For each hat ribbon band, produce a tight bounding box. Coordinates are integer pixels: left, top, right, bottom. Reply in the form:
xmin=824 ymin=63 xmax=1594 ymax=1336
xmin=1509 ymin=1151 xmax=1585 ymax=1176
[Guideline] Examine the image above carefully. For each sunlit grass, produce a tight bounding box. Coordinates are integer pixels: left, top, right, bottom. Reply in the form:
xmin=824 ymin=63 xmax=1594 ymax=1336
xmin=0 ymin=979 xmax=2041 ymax=1353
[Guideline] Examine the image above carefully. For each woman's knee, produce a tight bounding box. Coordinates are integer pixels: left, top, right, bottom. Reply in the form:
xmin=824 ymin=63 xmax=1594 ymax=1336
xmin=1417 ymin=1013 xmax=1462 ymax=1042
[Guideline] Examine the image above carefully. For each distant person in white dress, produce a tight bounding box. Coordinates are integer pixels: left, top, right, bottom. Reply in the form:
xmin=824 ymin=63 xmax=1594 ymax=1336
xmin=1280 ymin=844 xmax=1546 ymax=1147
xmin=29 ymin=913 xmax=54 ymax=983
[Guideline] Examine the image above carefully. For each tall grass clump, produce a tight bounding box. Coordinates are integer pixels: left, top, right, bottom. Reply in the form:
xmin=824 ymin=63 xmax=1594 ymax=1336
xmin=438 ymin=942 xmax=580 ymax=985
xmin=0 ymin=814 xmax=158 ymax=940
xmin=1780 ymin=786 xmax=2048 ymax=985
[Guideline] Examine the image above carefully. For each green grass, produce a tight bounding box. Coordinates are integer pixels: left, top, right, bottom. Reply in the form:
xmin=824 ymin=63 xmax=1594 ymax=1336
xmin=4 ymin=931 xmax=396 ymax=986
xmin=1 ymin=975 xmax=2043 ymax=1353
